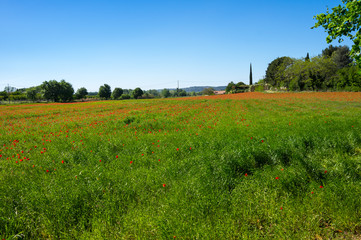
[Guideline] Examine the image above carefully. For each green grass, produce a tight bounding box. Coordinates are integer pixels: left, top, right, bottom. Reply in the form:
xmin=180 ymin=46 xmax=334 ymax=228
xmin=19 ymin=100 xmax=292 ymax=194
xmin=0 ymin=93 xmax=361 ymax=239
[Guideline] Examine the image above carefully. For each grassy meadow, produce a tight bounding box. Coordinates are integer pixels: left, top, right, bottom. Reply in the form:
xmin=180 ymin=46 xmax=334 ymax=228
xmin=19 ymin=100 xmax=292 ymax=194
xmin=1 ymin=92 xmax=361 ymax=239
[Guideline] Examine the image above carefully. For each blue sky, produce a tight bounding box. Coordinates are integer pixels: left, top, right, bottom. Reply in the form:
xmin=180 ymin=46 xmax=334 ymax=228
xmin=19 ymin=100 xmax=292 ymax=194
xmin=0 ymin=0 xmax=353 ymax=92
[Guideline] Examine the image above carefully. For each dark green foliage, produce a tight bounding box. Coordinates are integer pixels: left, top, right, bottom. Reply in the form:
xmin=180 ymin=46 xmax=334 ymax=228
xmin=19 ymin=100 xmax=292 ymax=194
xmin=305 ymin=53 xmax=310 ymax=62
xmin=249 ymin=63 xmax=253 ymax=85
xmin=121 ymin=94 xmax=131 ymax=99
xmin=265 ymin=45 xmax=358 ymax=91
xmin=132 ymin=87 xmax=143 ymax=99
xmin=26 ymin=87 xmax=39 ymax=102
xmin=98 ymin=84 xmax=111 ymax=99
xmin=225 ymin=81 xmax=236 ymax=93
xmin=225 ymin=81 xmax=248 ymax=93
xmin=202 ymin=87 xmax=215 ymax=95
xmin=112 ymin=88 xmax=123 ymax=100
xmin=161 ymin=89 xmax=171 ymax=98
xmin=41 ymin=79 xmax=74 ymax=102
xmin=265 ymin=56 xmax=294 ymax=87
xmin=75 ymin=87 xmax=88 ymax=100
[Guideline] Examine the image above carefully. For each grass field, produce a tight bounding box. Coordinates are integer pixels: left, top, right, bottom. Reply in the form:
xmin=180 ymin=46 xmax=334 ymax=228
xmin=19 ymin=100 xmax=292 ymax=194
xmin=1 ymin=92 xmax=361 ymax=239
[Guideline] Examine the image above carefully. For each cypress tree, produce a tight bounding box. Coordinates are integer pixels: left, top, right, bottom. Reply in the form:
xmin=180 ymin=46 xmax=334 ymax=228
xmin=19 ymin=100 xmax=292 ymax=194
xmin=305 ymin=52 xmax=310 ymax=62
xmin=249 ymin=63 xmax=253 ymax=85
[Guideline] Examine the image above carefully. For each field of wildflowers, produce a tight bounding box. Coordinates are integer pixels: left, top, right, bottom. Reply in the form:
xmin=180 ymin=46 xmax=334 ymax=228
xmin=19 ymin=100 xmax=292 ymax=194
xmin=1 ymin=92 xmax=361 ymax=239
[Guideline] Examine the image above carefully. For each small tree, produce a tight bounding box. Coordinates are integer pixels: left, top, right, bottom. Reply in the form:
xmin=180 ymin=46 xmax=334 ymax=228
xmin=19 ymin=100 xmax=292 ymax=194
xmin=305 ymin=53 xmax=310 ymax=62
xmin=133 ymin=87 xmax=143 ymax=99
xmin=59 ymin=80 xmax=74 ymax=102
xmin=99 ymin=84 xmax=111 ymax=99
xmin=26 ymin=87 xmax=38 ymax=102
xmin=41 ymin=80 xmax=61 ymax=102
xmin=112 ymin=88 xmax=123 ymax=99
xmin=75 ymin=87 xmax=88 ymax=100
xmin=202 ymin=87 xmax=215 ymax=95
xmin=161 ymin=89 xmax=171 ymax=98
xmin=249 ymin=63 xmax=253 ymax=85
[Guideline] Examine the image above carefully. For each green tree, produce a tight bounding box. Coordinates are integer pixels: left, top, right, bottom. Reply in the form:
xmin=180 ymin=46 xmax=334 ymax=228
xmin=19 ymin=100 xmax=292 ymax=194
xmin=41 ymin=80 xmax=61 ymax=102
xmin=161 ymin=88 xmax=171 ymax=98
xmin=285 ymin=56 xmax=338 ymax=91
xmin=249 ymin=63 xmax=253 ymax=85
xmin=26 ymin=87 xmax=39 ymax=102
xmin=313 ymin=0 xmax=361 ymax=66
xmin=121 ymin=94 xmax=130 ymax=99
xmin=225 ymin=81 xmax=236 ymax=93
xmin=202 ymin=87 xmax=215 ymax=95
xmin=75 ymin=87 xmax=88 ymax=100
xmin=265 ymin=57 xmax=294 ymax=87
xmin=147 ymin=89 xmax=160 ymax=98
xmin=335 ymin=65 xmax=361 ymax=91
xmin=132 ymin=87 xmax=143 ymax=99
xmin=305 ymin=53 xmax=310 ymax=62
xmin=58 ymin=80 xmax=74 ymax=102
xmin=41 ymin=80 xmax=73 ymax=102
xmin=112 ymin=88 xmax=123 ymax=99
xmin=179 ymin=89 xmax=187 ymax=96
xmin=98 ymin=84 xmax=111 ymax=99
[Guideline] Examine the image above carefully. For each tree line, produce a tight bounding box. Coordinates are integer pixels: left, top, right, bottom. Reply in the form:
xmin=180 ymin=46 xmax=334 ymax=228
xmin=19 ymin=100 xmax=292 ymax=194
xmin=0 ymin=82 xmax=205 ymax=103
xmin=260 ymin=45 xmax=361 ymax=91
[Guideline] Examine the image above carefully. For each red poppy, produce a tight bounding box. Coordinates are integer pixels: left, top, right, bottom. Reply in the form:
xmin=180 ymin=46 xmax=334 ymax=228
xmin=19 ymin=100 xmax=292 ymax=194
xmin=324 ymin=170 xmax=327 ymax=174
xmin=130 ymin=161 xmax=133 ymax=164
xmin=99 ymin=160 xmax=102 ymax=162
xmin=245 ymin=173 xmax=248 ymax=177
xmin=320 ymin=185 xmax=324 ymax=188
xmin=163 ymin=184 xmax=166 ymax=187
xmin=61 ymin=160 xmax=64 ymax=164
xmin=275 ymin=176 xmax=280 ymax=180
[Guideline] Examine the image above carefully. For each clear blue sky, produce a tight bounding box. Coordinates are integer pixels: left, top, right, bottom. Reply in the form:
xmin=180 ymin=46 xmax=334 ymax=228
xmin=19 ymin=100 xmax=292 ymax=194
xmin=0 ymin=0 xmax=353 ymax=92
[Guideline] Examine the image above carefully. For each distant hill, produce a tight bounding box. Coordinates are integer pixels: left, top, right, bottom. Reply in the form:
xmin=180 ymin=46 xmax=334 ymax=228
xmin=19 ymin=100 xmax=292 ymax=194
xmin=164 ymin=86 xmax=226 ymax=93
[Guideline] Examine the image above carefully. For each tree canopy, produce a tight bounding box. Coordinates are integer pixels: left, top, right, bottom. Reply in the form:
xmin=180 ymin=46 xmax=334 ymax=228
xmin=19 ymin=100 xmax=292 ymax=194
xmin=41 ymin=80 xmax=74 ymax=102
xmin=98 ymin=84 xmax=111 ymax=99
xmin=132 ymin=87 xmax=143 ymax=99
xmin=313 ymin=0 xmax=361 ymax=66
xmin=112 ymin=88 xmax=123 ymax=99
xmin=75 ymin=87 xmax=88 ymax=100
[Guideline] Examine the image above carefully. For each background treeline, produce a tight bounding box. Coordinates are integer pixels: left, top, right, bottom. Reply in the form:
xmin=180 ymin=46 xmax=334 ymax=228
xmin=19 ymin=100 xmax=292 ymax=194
xmin=261 ymin=45 xmax=361 ymax=91
xmin=0 ymin=82 xmax=205 ymax=103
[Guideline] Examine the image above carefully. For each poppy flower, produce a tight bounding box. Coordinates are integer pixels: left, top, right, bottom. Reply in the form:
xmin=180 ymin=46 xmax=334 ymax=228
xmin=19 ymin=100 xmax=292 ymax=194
xmin=163 ymin=184 xmax=166 ymax=187
xmin=130 ymin=161 xmax=133 ymax=164
xmin=320 ymin=185 xmax=324 ymax=188
xmin=245 ymin=173 xmax=248 ymax=177
xmin=275 ymin=176 xmax=280 ymax=180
